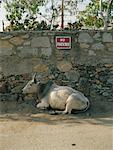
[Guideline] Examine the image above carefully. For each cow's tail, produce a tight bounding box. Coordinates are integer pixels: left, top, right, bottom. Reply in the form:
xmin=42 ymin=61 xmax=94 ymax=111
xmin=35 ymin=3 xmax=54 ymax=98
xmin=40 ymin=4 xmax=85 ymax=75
xmin=82 ymin=100 xmax=90 ymax=112
xmin=72 ymin=99 xmax=90 ymax=114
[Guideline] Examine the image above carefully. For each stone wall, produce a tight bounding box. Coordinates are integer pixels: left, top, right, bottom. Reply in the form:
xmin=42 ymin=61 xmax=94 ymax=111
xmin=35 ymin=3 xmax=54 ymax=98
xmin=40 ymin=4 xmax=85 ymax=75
xmin=0 ymin=31 xmax=113 ymax=115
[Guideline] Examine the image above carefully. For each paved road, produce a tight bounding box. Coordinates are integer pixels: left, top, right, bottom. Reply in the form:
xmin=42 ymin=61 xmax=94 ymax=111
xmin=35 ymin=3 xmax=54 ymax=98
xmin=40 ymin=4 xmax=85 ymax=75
xmin=0 ymin=114 xmax=113 ymax=150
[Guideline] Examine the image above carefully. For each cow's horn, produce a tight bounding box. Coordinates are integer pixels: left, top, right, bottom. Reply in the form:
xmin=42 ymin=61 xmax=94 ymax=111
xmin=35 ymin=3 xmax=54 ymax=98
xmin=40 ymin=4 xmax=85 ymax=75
xmin=32 ymin=73 xmax=37 ymax=83
xmin=32 ymin=73 xmax=36 ymax=79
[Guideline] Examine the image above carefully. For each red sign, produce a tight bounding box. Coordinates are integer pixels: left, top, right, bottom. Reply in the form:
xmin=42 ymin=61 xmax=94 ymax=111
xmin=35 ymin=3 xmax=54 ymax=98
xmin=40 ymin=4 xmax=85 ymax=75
xmin=56 ymin=36 xmax=71 ymax=49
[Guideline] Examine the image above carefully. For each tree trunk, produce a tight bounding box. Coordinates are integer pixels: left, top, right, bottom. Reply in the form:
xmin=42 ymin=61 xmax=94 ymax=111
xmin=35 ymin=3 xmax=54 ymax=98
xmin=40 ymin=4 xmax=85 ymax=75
xmin=104 ymin=0 xmax=113 ymax=30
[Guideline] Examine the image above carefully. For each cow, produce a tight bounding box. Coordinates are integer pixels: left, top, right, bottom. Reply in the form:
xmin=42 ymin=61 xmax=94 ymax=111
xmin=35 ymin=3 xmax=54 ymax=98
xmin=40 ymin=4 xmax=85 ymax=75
xmin=22 ymin=74 xmax=90 ymax=114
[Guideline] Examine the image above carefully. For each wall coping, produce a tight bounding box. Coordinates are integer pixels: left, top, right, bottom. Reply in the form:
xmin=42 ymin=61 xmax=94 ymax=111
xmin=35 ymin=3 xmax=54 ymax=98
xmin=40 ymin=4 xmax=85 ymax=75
xmin=0 ymin=30 xmax=113 ymax=35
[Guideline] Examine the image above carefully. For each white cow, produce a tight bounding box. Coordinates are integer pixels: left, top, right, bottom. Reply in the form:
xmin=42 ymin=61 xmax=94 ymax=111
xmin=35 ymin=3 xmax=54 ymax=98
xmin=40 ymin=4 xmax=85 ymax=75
xmin=22 ymin=74 xmax=90 ymax=114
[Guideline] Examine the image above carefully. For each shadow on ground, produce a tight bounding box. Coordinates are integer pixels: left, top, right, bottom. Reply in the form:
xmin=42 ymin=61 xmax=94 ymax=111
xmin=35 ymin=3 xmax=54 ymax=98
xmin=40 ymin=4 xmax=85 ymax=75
xmin=0 ymin=98 xmax=113 ymax=126
xmin=0 ymin=111 xmax=113 ymax=127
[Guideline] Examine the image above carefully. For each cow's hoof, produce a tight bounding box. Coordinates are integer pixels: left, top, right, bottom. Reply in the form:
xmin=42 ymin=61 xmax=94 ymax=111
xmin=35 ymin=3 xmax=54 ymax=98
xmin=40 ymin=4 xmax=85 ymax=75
xmin=37 ymin=107 xmax=47 ymax=110
xmin=62 ymin=111 xmax=69 ymax=114
xmin=41 ymin=107 xmax=47 ymax=110
xmin=49 ymin=111 xmax=59 ymax=115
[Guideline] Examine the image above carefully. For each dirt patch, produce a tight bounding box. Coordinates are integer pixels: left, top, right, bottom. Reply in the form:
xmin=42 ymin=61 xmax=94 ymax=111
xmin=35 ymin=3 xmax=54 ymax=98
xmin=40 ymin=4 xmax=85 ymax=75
xmin=0 ymin=113 xmax=113 ymax=150
xmin=0 ymin=97 xmax=113 ymax=150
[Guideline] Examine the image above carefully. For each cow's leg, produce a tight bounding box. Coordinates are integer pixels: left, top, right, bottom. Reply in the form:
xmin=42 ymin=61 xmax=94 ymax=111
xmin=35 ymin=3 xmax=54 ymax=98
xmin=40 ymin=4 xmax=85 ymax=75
xmin=62 ymin=101 xmax=72 ymax=114
xmin=62 ymin=97 xmax=73 ymax=114
xmin=37 ymin=100 xmax=49 ymax=109
xmin=63 ymin=93 xmax=88 ymax=114
xmin=62 ymin=94 xmax=78 ymax=114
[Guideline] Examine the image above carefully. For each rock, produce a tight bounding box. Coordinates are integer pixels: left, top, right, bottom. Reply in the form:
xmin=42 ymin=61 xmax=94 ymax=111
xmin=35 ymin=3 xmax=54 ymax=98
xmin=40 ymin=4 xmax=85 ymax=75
xmin=89 ymin=50 xmax=96 ymax=56
xmin=11 ymin=85 xmax=23 ymax=93
xmin=78 ymin=77 xmax=90 ymax=95
xmin=57 ymin=61 xmax=72 ymax=72
xmin=0 ymin=73 xmax=4 ymax=81
xmin=65 ymin=70 xmax=80 ymax=82
xmin=108 ymin=99 xmax=113 ymax=102
xmin=107 ymin=77 xmax=113 ymax=84
xmin=33 ymin=64 xmax=49 ymax=73
xmin=102 ymin=92 xmax=109 ymax=97
xmin=0 ymin=82 xmax=9 ymax=93
xmin=106 ymin=43 xmax=113 ymax=51
xmin=0 ymin=93 xmax=17 ymax=101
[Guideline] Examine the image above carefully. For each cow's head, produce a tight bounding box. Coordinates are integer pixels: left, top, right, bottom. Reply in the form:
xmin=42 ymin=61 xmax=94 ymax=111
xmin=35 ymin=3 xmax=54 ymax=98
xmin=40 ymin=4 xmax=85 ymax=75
xmin=22 ymin=74 xmax=39 ymax=94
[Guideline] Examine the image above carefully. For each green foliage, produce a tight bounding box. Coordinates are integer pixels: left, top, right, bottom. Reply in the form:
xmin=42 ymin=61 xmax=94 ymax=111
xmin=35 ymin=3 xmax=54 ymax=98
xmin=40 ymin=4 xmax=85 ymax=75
xmin=78 ymin=0 xmax=103 ymax=28
xmin=4 ymin=0 xmax=47 ymax=31
xmin=5 ymin=0 xmax=113 ymax=30
xmin=5 ymin=0 xmax=83 ymax=31
xmin=78 ymin=0 xmax=113 ymax=29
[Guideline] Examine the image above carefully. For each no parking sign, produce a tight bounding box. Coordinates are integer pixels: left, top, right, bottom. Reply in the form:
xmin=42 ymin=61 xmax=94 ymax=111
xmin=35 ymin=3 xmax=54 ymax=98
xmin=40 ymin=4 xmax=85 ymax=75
xmin=56 ymin=36 xmax=71 ymax=49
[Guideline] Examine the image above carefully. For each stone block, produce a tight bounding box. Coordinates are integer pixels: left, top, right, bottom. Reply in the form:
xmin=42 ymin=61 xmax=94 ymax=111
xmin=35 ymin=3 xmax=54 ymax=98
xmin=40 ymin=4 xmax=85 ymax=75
xmin=106 ymin=43 xmax=113 ymax=51
xmin=1 ymin=58 xmax=33 ymax=75
xmin=91 ymin=43 xmax=105 ymax=50
xmin=41 ymin=48 xmax=52 ymax=57
xmin=93 ymin=33 xmax=101 ymax=39
xmin=0 ymin=40 xmax=13 ymax=49
xmin=80 ymin=43 xmax=90 ymax=49
xmin=102 ymin=33 xmax=113 ymax=42
xmin=78 ymin=33 xmax=93 ymax=43
xmin=0 ymin=48 xmax=13 ymax=56
xmin=31 ymin=37 xmax=50 ymax=48
xmin=21 ymin=34 xmax=30 ymax=39
xmin=23 ymin=41 xmax=31 ymax=46
xmin=10 ymin=37 xmax=24 ymax=45
xmin=0 ymin=40 xmax=13 ymax=56
xmin=1 ymin=35 xmax=13 ymax=40
xmin=18 ymin=47 xmax=40 ymax=58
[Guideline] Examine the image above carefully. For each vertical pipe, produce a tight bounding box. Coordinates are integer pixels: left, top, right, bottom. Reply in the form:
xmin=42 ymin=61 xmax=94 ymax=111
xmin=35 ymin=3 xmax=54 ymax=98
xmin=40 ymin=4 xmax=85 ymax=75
xmin=51 ymin=0 xmax=54 ymax=30
xmin=2 ymin=20 xmax=5 ymax=31
xmin=61 ymin=0 xmax=64 ymax=29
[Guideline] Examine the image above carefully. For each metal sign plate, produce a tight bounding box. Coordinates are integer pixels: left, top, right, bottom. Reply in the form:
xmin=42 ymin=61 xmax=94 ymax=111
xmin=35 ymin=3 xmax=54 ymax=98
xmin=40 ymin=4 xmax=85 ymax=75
xmin=56 ymin=36 xmax=71 ymax=49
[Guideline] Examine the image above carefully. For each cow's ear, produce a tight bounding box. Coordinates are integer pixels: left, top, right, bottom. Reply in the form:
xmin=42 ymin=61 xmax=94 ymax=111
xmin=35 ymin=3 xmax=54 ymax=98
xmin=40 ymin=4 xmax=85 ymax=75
xmin=34 ymin=78 xmax=37 ymax=84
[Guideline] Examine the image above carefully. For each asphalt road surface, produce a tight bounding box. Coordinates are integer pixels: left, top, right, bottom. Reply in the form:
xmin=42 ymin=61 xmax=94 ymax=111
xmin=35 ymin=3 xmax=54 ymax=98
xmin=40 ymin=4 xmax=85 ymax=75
xmin=0 ymin=113 xmax=113 ymax=150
